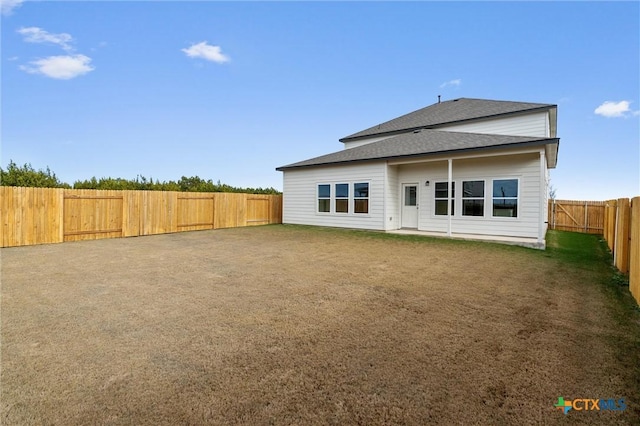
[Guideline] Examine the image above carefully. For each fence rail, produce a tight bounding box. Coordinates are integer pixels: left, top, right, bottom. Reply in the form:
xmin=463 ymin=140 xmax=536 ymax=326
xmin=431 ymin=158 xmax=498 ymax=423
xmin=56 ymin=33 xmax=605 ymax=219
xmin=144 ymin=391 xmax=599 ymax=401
xmin=548 ymin=199 xmax=606 ymax=234
xmin=1 ymin=187 xmax=282 ymax=248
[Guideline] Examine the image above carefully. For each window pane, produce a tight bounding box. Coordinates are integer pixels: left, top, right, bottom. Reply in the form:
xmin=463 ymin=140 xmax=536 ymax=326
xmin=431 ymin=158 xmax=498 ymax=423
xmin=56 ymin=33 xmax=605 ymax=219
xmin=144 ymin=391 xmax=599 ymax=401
xmin=336 ymin=183 xmax=349 ymax=198
xmin=354 ymin=199 xmax=368 ymax=214
xmin=318 ymin=184 xmax=330 ymax=198
xmin=435 ymin=200 xmax=455 ymax=216
xmin=463 ymin=181 xmax=484 ymax=198
xmin=404 ymin=186 xmax=417 ymax=206
xmin=335 ymin=199 xmax=348 ymax=213
xmin=318 ymin=199 xmax=330 ymax=212
xmin=354 ymin=183 xmax=369 ymax=198
xmin=463 ymin=200 xmax=484 ymax=216
xmin=493 ymin=199 xmax=518 ymax=217
xmin=435 ymin=182 xmax=455 ymax=198
xmin=493 ymin=179 xmax=518 ymax=198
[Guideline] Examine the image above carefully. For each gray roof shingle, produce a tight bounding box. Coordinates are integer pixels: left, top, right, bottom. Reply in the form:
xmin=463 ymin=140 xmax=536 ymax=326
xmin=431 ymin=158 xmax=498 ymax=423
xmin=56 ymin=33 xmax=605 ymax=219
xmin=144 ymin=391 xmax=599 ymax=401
xmin=340 ymin=98 xmax=556 ymax=141
xmin=277 ymin=129 xmax=558 ymax=170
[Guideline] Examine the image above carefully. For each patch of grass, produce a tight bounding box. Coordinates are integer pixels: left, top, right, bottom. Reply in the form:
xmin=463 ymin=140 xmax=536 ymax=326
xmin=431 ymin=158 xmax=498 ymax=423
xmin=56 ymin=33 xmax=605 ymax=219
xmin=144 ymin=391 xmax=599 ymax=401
xmin=544 ymin=230 xmax=610 ymax=269
xmin=547 ymin=230 xmax=640 ymax=415
xmin=3 ymin=225 xmax=639 ymax=423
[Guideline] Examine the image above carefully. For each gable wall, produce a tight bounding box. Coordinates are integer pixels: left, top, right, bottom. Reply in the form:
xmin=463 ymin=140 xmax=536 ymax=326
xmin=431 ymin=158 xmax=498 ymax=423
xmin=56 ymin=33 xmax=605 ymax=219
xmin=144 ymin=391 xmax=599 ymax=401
xmin=342 ymin=135 xmax=393 ymax=150
xmin=341 ymin=111 xmax=550 ymax=150
xmin=437 ymin=111 xmax=549 ymax=137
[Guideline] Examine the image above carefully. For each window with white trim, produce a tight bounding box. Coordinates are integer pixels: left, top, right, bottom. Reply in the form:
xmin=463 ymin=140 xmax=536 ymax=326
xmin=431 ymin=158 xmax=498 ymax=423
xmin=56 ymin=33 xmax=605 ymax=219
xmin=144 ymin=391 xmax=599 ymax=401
xmin=335 ymin=183 xmax=349 ymax=213
xmin=318 ymin=184 xmax=330 ymax=213
xmin=492 ymin=179 xmax=518 ymax=217
xmin=462 ymin=180 xmax=484 ymax=216
xmin=354 ymin=183 xmax=369 ymax=214
xmin=434 ymin=182 xmax=455 ymax=216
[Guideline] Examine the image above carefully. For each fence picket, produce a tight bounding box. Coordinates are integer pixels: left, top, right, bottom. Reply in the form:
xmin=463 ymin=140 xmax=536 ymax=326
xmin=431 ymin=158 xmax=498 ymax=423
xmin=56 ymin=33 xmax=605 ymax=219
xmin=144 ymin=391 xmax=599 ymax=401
xmin=1 ymin=187 xmax=282 ymax=247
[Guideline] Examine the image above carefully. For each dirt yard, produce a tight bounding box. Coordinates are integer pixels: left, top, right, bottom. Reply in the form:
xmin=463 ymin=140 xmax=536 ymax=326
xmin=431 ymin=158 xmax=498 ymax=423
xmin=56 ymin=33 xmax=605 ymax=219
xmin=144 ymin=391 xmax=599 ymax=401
xmin=1 ymin=225 xmax=638 ymax=425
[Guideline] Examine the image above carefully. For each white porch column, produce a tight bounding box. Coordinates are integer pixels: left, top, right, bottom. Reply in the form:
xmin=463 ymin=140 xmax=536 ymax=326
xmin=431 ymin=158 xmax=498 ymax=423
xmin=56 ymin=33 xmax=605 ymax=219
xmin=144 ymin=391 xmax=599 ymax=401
xmin=448 ymin=158 xmax=452 ymax=237
xmin=538 ymin=150 xmax=545 ymax=244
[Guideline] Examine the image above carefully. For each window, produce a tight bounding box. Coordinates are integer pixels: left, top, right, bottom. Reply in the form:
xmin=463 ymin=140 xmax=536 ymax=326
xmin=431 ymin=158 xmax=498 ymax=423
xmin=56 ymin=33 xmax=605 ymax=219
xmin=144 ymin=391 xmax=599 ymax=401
xmin=434 ymin=182 xmax=455 ymax=215
xmin=462 ymin=180 xmax=484 ymax=216
xmin=318 ymin=184 xmax=330 ymax=213
xmin=354 ymin=183 xmax=369 ymax=214
xmin=493 ymin=179 xmax=518 ymax=217
xmin=335 ymin=183 xmax=349 ymax=213
xmin=404 ymin=185 xmax=417 ymax=206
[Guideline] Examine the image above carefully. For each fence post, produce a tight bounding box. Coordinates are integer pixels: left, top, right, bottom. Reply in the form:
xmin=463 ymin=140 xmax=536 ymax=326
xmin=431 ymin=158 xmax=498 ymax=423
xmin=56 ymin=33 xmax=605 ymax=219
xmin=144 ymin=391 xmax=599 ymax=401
xmin=614 ymin=198 xmax=630 ymax=273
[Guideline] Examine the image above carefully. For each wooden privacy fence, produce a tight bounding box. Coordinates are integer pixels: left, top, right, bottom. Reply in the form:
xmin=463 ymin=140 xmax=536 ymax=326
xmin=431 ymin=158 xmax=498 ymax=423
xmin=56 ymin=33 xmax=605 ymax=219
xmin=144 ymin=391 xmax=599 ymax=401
xmin=1 ymin=187 xmax=282 ymax=248
xmin=548 ymin=199 xmax=606 ymax=234
xmin=602 ymin=197 xmax=640 ymax=306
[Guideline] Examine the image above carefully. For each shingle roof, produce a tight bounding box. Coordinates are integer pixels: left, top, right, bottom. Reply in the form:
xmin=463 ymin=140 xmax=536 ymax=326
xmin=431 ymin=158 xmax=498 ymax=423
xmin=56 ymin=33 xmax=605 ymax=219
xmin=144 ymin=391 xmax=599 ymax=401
xmin=340 ymin=98 xmax=556 ymax=142
xmin=277 ymin=129 xmax=558 ymax=170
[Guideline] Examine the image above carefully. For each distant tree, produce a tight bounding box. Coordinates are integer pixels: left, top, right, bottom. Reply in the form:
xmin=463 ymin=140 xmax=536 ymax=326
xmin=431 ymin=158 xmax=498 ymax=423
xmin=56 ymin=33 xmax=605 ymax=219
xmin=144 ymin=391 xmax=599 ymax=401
xmin=0 ymin=160 xmax=71 ymax=188
xmin=72 ymin=174 xmax=281 ymax=194
xmin=549 ymin=184 xmax=557 ymax=200
xmin=1 ymin=160 xmax=279 ymax=194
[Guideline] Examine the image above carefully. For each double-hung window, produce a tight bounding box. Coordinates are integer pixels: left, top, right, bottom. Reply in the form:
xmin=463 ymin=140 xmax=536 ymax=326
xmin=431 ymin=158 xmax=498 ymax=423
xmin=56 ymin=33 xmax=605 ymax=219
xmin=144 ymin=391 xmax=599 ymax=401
xmin=354 ymin=183 xmax=369 ymax=214
xmin=434 ymin=182 xmax=455 ymax=216
xmin=335 ymin=183 xmax=349 ymax=213
xmin=462 ymin=180 xmax=484 ymax=216
xmin=318 ymin=184 xmax=330 ymax=213
xmin=493 ymin=179 xmax=518 ymax=217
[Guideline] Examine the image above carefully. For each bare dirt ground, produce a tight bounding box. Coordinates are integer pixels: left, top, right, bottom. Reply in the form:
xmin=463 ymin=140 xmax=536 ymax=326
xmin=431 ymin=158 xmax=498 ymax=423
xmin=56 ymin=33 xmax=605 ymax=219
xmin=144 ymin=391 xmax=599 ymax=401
xmin=1 ymin=225 xmax=638 ymax=425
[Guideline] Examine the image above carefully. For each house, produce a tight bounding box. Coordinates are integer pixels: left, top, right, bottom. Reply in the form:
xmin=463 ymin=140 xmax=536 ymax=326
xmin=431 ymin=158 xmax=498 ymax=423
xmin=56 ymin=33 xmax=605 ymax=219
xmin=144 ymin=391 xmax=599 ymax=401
xmin=276 ymin=98 xmax=559 ymax=249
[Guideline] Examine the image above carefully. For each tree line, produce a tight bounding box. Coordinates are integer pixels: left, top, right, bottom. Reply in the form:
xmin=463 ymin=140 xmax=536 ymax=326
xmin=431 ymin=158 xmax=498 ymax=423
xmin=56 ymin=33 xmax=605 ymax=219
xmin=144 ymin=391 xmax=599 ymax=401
xmin=0 ymin=161 xmax=280 ymax=194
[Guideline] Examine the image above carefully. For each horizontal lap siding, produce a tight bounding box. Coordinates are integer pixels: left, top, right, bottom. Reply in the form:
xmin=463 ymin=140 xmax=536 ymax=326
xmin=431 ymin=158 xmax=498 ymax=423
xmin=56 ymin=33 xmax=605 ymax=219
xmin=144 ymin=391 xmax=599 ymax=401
xmin=385 ymin=165 xmax=399 ymax=230
xmin=282 ymin=163 xmax=386 ymax=230
xmin=395 ymin=152 xmax=541 ymax=238
xmin=342 ymin=135 xmax=393 ymax=150
xmin=441 ymin=112 xmax=549 ymax=137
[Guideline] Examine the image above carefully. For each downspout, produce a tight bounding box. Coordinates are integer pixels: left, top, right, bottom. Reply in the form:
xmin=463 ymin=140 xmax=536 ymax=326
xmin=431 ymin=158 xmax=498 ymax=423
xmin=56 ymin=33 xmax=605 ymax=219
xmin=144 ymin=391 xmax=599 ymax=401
xmin=448 ymin=158 xmax=452 ymax=237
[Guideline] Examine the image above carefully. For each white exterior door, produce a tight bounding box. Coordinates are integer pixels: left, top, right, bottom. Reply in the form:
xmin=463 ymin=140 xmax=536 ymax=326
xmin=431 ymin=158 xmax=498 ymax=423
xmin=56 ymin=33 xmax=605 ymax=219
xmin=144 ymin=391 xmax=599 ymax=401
xmin=401 ymin=184 xmax=418 ymax=228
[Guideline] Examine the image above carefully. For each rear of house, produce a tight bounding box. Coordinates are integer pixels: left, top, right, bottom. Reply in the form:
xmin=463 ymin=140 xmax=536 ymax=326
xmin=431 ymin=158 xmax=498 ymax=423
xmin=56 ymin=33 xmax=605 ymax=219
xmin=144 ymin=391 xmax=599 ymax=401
xmin=277 ymin=98 xmax=559 ymax=248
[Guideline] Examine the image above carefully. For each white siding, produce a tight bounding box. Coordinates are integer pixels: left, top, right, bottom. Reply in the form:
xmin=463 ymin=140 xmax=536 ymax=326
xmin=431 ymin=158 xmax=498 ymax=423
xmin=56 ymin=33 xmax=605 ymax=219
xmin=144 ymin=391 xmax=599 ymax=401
xmin=342 ymin=135 xmax=392 ymax=150
xmin=394 ymin=151 xmax=543 ymax=239
xmin=439 ymin=111 xmax=549 ymax=137
xmin=341 ymin=111 xmax=550 ymax=150
xmin=282 ymin=162 xmax=386 ymax=230
xmin=385 ymin=164 xmax=399 ymax=230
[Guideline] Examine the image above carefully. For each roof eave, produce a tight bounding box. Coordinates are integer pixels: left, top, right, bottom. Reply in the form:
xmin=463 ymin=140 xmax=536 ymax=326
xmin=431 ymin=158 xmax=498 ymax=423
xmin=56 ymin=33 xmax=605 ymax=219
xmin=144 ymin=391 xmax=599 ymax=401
xmin=277 ymin=138 xmax=559 ymax=171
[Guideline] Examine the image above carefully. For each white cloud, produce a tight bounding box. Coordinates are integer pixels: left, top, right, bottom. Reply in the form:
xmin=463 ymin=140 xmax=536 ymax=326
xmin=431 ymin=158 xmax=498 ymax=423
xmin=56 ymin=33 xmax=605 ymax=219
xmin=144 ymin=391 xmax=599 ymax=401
xmin=182 ymin=42 xmax=229 ymax=63
xmin=18 ymin=27 xmax=74 ymax=51
xmin=594 ymin=100 xmax=639 ymax=118
xmin=1 ymin=0 xmax=23 ymax=15
xmin=440 ymin=79 xmax=461 ymax=88
xmin=19 ymin=54 xmax=94 ymax=79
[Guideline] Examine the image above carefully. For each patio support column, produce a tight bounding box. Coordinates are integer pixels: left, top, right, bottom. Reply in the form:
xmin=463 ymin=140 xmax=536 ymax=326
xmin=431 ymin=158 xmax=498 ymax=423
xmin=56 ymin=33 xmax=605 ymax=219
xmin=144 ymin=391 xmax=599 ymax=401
xmin=538 ymin=150 xmax=545 ymax=245
xmin=448 ymin=158 xmax=452 ymax=237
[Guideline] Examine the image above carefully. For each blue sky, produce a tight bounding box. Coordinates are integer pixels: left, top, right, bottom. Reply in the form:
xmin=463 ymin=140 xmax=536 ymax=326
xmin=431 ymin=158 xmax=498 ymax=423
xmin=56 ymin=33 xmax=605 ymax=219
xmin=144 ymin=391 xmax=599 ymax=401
xmin=2 ymin=1 xmax=638 ymax=200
